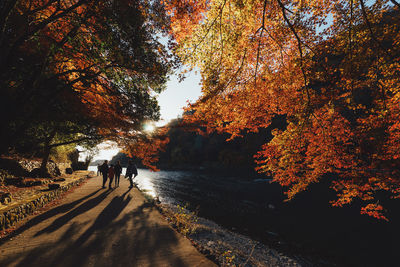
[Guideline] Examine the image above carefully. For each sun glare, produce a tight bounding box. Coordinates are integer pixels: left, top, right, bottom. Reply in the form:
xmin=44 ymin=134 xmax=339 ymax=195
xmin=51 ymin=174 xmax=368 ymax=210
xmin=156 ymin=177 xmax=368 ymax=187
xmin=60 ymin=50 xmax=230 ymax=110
xmin=143 ymin=123 xmax=156 ymax=133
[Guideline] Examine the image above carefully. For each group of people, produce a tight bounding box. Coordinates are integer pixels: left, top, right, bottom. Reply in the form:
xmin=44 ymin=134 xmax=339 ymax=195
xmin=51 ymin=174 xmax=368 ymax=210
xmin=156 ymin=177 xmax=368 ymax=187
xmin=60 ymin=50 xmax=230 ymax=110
xmin=98 ymin=160 xmax=138 ymax=189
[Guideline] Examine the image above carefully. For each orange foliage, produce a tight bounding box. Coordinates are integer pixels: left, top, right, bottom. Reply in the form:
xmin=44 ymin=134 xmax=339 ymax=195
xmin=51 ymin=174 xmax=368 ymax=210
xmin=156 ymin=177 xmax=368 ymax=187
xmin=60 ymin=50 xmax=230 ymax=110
xmin=3 ymin=0 xmax=171 ymax=158
xmin=166 ymin=0 xmax=400 ymax=219
xmin=163 ymin=0 xmax=208 ymax=42
xmin=121 ymin=127 xmax=170 ymax=171
xmin=14 ymin=0 xmax=122 ymax=129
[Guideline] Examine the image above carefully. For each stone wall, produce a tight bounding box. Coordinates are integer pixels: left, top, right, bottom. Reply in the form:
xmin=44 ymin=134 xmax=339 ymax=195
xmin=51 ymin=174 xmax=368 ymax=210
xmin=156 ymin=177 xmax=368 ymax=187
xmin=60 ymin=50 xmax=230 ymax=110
xmin=57 ymin=163 xmax=72 ymax=174
xmin=18 ymin=159 xmax=64 ymax=177
xmin=0 ymin=175 xmax=87 ymax=231
xmin=0 ymin=157 xmax=72 ymax=179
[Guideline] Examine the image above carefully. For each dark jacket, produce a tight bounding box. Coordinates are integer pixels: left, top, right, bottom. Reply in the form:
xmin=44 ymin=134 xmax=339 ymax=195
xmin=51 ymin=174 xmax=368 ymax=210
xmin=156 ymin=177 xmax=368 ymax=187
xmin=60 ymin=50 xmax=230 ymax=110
xmin=114 ymin=163 xmax=122 ymax=175
xmin=126 ymin=163 xmax=137 ymax=176
xmin=100 ymin=163 xmax=109 ymax=174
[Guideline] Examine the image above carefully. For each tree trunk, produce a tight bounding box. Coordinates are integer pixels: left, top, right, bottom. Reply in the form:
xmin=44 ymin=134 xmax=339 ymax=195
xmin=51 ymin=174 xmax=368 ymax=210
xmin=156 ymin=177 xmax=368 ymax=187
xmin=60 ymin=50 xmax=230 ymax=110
xmin=40 ymin=146 xmax=51 ymax=175
xmin=40 ymin=129 xmax=57 ymax=176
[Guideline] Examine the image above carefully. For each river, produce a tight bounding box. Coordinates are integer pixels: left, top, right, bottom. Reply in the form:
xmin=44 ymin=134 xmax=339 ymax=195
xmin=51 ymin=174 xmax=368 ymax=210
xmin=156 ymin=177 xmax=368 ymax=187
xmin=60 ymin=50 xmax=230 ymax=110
xmin=88 ymin=166 xmax=399 ymax=267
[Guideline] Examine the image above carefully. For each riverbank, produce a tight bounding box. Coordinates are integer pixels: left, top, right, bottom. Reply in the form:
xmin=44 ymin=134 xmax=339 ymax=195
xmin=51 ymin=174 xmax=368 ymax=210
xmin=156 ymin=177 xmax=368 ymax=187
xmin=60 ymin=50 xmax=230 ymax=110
xmin=155 ymin=202 xmax=303 ymax=267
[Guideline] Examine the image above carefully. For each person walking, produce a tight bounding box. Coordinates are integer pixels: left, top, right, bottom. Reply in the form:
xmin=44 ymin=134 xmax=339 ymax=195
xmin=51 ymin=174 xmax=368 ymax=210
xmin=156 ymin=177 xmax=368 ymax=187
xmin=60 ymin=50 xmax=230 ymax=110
xmin=100 ymin=160 xmax=109 ymax=189
xmin=114 ymin=161 xmax=122 ymax=187
xmin=97 ymin=164 xmax=101 ymax=176
xmin=125 ymin=160 xmax=138 ymax=188
xmin=108 ymin=164 xmax=115 ymax=189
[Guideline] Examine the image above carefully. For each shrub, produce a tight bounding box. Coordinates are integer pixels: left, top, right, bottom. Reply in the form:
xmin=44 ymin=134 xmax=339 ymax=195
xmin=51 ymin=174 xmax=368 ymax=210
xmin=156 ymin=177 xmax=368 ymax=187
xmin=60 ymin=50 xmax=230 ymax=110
xmin=221 ymin=250 xmax=236 ymax=266
xmin=170 ymin=204 xmax=198 ymax=236
xmin=0 ymin=169 xmax=10 ymax=185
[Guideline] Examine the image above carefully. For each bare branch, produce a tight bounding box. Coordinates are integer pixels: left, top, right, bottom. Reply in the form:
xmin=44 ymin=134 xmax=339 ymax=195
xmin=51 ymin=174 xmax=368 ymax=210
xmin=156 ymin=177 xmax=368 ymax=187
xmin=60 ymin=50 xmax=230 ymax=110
xmin=49 ymin=137 xmax=97 ymax=148
xmin=390 ymin=0 xmax=400 ymax=8
xmin=254 ymin=0 xmax=268 ymax=87
xmin=276 ymin=0 xmax=310 ymax=104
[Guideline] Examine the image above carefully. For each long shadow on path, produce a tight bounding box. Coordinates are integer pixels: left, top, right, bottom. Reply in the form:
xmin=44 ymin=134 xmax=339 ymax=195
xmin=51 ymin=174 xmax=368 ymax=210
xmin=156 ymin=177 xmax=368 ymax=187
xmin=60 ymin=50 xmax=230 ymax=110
xmin=35 ymin=189 xmax=113 ymax=236
xmin=0 ymin=188 xmax=192 ymax=267
xmin=73 ymin=189 xmax=132 ymax=245
xmin=0 ymin=189 xmax=102 ymax=244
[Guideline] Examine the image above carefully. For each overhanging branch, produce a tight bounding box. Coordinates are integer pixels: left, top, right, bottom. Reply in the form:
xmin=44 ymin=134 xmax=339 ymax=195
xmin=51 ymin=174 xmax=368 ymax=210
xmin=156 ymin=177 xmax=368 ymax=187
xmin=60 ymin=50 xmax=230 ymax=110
xmin=49 ymin=136 xmax=98 ymax=148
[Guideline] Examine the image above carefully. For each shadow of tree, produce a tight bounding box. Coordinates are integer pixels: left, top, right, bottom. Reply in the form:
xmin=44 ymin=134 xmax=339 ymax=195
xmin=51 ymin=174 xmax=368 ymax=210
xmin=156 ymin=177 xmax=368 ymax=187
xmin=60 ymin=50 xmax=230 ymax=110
xmin=0 ymin=189 xmax=102 ymax=244
xmin=35 ymin=189 xmax=113 ymax=236
xmin=0 ymin=189 xmax=195 ymax=267
xmin=73 ymin=189 xmax=133 ymax=245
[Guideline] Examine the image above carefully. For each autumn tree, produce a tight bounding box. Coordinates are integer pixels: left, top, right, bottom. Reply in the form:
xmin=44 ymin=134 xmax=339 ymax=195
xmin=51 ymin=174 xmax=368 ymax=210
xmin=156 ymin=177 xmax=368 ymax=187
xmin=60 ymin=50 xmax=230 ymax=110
xmin=120 ymin=126 xmax=170 ymax=171
xmin=165 ymin=0 xmax=400 ymax=219
xmin=0 ymin=0 xmax=176 ymax=174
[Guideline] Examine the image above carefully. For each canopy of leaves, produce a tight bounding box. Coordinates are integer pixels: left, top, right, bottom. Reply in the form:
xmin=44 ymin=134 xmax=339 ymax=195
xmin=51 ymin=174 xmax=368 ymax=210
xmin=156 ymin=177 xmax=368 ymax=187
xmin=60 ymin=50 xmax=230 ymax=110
xmin=0 ymin=0 xmax=176 ymax=167
xmin=165 ymin=0 xmax=400 ymax=219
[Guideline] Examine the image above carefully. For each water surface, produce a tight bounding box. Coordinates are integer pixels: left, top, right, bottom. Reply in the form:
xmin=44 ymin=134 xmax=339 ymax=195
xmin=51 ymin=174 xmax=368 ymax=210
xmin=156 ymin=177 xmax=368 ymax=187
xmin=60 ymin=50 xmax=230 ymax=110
xmin=88 ymin=167 xmax=400 ymax=266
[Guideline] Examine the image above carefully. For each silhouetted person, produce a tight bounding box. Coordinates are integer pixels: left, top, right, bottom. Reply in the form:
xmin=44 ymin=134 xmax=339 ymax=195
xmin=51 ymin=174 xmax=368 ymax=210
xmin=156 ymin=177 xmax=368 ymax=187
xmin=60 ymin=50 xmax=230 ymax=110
xmin=108 ymin=164 xmax=115 ymax=189
xmin=100 ymin=160 xmax=109 ymax=188
xmin=125 ymin=160 xmax=138 ymax=188
xmin=114 ymin=161 xmax=122 ymax=187
xmin=97 ymin=164 xmax=101 ymax=176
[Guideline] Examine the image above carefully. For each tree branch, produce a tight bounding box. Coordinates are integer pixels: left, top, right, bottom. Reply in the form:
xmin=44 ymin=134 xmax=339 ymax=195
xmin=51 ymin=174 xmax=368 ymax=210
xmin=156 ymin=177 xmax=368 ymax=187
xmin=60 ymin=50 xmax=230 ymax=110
xmin=390 ymin=0 xmax=400 ymax=8
xmin=197 ymin=49 xmax=247 ymax=104
xmin=49 ymin=136 xmax=97 ymax=148
xmin=183 ymin=0 xmax=226 ymax=63
xmin=254 ymin=0 xmax=268 ymax=87
xmin=276 ymin=0 xmax=310 ymax=104
xmin=2 ymin=0 xmax=89 ymax=69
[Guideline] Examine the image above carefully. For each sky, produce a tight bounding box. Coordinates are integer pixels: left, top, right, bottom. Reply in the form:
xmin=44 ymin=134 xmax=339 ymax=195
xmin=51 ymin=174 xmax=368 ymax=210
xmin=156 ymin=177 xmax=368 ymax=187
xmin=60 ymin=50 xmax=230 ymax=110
xmin=89 ymin=71 xmax=202 ymax=161
xmin=156 ymin=71 xmax=202 ymax=126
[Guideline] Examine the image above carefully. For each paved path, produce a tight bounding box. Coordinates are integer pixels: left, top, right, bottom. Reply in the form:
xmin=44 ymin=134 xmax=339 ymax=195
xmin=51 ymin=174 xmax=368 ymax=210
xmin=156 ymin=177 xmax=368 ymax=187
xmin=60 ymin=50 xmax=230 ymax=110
xmin=0 ymin=175 xmax=215 ymax=267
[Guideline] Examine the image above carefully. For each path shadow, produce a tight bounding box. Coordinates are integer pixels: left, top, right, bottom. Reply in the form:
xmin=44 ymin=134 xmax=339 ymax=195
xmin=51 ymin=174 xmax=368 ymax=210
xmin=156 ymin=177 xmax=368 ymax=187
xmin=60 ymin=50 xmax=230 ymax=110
xmin=0 ymin=189 xmax=102 ymax=244
xmin=35 ymin=189 xmax=113 ymax=236
xmin=73 ymin=189 xmax=132 ymax=246
xmin=0 ymin=192 xmax=194 ymax=267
